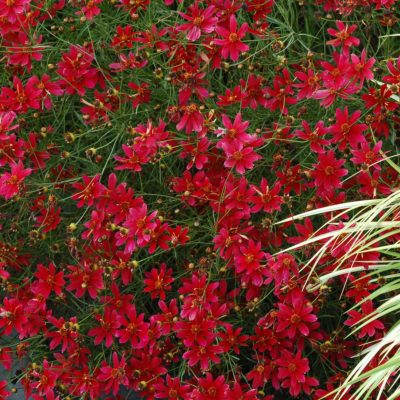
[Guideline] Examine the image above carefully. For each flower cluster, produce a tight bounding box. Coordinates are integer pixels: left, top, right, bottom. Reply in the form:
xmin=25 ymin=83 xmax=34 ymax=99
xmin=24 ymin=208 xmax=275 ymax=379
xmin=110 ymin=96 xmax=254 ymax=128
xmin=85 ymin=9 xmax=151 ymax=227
xmin=0 ymin=0 xmax=399 ymax=399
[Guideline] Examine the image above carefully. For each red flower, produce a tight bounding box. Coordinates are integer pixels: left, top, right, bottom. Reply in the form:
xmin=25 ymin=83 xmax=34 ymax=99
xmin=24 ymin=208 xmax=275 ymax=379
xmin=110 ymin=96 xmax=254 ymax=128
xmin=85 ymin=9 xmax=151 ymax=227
xmin=327 ymin=21 xmax=360 ymax=50
xmin=214 ymin=15 xmax=249 ymax=62
xmin=35 ymin=205 xmax=62 ymax=233
xmin=116 ymin=204 xmax=158 ymax=254
xmin=383 ymin=55 xmax=400 ymax=84
xmin=31 ymin=360 xmax=59 ymax=400
xmin=362 ymin=84 xmax=398 ymax=114
xmin=294 ymin=120 xmax=330 ymax=154
xmin=33 ymin=262 xmax=65 ymax=299
xmin=176 ymin=103 xmax=204 ymax=133
xmin=246 ymin=359 xmax=273 ymax=388
xmin=128 ymin=82 xmax=151 ymax=108
xmin=358 ymin=170 xmax=392 ymax=197
xmin=0 ymin=297 xmax=28 ymax=336
xmin=175 ymin=313 xmax=216 ymax=347
xmin=195 ymin=373 xmax=229 ymax=400
xmin=0 ymin=76 xmax=41 ymax=112
xmin=0 ymin=380 xmax=10 ymax=399
xmin=180 ymin=137 xmax=210 ymax=170
xmin=111 ymin=26 xmax=137 ymax=49
xmin=350 ymin=49 xmax=375 ymax=85
xmin=46 ymin=315 xmax=79 ymax=353
xmin=265 ymin=253 xmax=299 ymax=289
xmin=0 ymin=161 xmax=32 ymax=200
xmin=234 ymin=240 xmax=266 ymax=286
xmin=276 ymin=290 xmax=318 ymax=338
xmin=0 ymin=111 xmax=18 ymax=140
xmin=217 ymin=85 xmax=244 ymax=107
xmin=329 ymin=107 xmax=368 ymax=150
xmin=350 ymin=141 xmax=383 ymax=170
xmin=177 ymin=3 xmax=217 ymax=41
xmin=182 ymin=340 xmax=223 ymax=371
xmin=276 ymin=162 xmax=305 ymax=195
xmin=311 ymin=150 xmax=348 ymax=195
xmin=0 ymin=0 xmax=30 ymax=23
xmin=319 ymin=53 xmax=352 ymax=88
xmin=98 ymin=352 xmax=129 ymax=395
xmin=117 ymin=0 xmax=149 ymax=16
xmin=221 ymin=141 xmax=262 ymax=174
xmin=114 ymin=143 xmax=147 ymax=172
xmin=144 ymin=263 xmax=174 ymax=300
xmin=110 ymin=252 xmax=134 ymax=285
xmin=102 ymin=282 xmax=134 ymax=315
xmin=6 ymin=32 xmax=44 ymax=72
xmin=216 ymin=113 xmax=252 ymax=144
xmin=345 ymin=300 xmax=385 ymax=338
xmin=240 ymin=74 xmax=268 ymax=109
xmin=226 ymin=382 xmax=258 ymax=400
xmin=154 ymin=375 xmax=191 ymax=399
xmin=71 ymin=175 xmax=104 ymax=208
xmin=251 ymin=178 xmax=283 ymax=213
xmin=0 ymin=347 xmax=12 ymax=371
xmin=264 ymin=70 xmax=297 ymax=114
xmin=88 ymin=308 xmax=121 ymax=347
xmin=25 ymin=132 xmax=51 ymax=170
xmin=277 ymin=350 xmax=311 ymax=397
xmin=57 ymin=45 xmax=100 ymax=96
xmin=151 ymin=299 xmax=178 ymax=336
xmin=77 ymin=0 xmax=102 ymax=20
xmin=66 ymin=262 xmax=104 ymax=299
xmin=294 ymin=68 xmax=321 ymax=99
xmin=218 ymin=324 xmax=248 ymax=354
xmin=82 ymin=210 xmax=110 ymax=242
xmin=223 ymin=176 xmax=254 ymax=216
xmin=345 ymin=273 xmax=379 ymax=302
xmin=109 ymin=52 xmax=148 ymax=72
xmin=70 ymin=367 xmax=100 ymax=400
xmin=246 ymin=0 xmax=274 ymax=20
xmin=116 ymin=304 xmax=149 ymax=349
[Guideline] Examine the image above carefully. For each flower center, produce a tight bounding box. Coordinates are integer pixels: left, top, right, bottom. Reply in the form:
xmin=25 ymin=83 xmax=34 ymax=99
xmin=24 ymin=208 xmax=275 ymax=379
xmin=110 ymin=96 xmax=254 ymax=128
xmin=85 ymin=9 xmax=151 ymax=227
xmin=127 ymin=322 xmax=137 ymax=333
xmin=290 ymin=313 xmax=301 ymax=324
xmin=154 ymin=278 xmax=163 ymax=289
xmin=229 ymin=33 xmax=239 ymax=42
xmin=324 ymin=166 xmax=334 ymax=175
xmin=187 ymin=104 xmax=197 ymax=113
xmin=111 ymin=367 xmax=125 ymax=379
xmin=193 ymin=16 xmax=204 ymax=26
xmin=288 ymin=362 xmax=297 ymax=372
xmin=341 ymin=123 xmax=350 ymax=133
xmin=227 ymin=128 xmax=237 ymax=138
xmin=308 ymin=77 xmax=317 ymax=86
xmin=7 ymin=175 xmax=19 ymax=185
xmin=365 ymin=151 xmax=375 ymax=161
xmin=233 ymin=151 xmax=243 ymax=160
xmin=354 ymin=63 xmax=364 ymax=72
xmin=245 ymin=254 xmax=254 ymax=263
xmin=337 ymin=31 xmax=349 ymax=40
xmin=262 ymin=193 xmax=272 ymax=202
xmin=331 ymin=68 xmax=341 ymax=77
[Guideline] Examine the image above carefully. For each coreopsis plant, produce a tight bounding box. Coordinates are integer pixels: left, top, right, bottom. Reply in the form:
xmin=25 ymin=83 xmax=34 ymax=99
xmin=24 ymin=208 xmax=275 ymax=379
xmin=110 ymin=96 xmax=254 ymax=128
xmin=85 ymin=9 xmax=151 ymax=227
xmin=0 ymin=0 xmax=399 ymax=399
xmin=278 ymin=188 xmax=400 ymax=399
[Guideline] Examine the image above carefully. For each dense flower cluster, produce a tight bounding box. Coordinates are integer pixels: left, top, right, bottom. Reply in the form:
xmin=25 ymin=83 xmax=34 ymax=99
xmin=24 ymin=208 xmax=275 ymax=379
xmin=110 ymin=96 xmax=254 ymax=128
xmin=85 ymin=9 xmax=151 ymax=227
xmin=0 ymin=0 xmax=399 ymax=399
